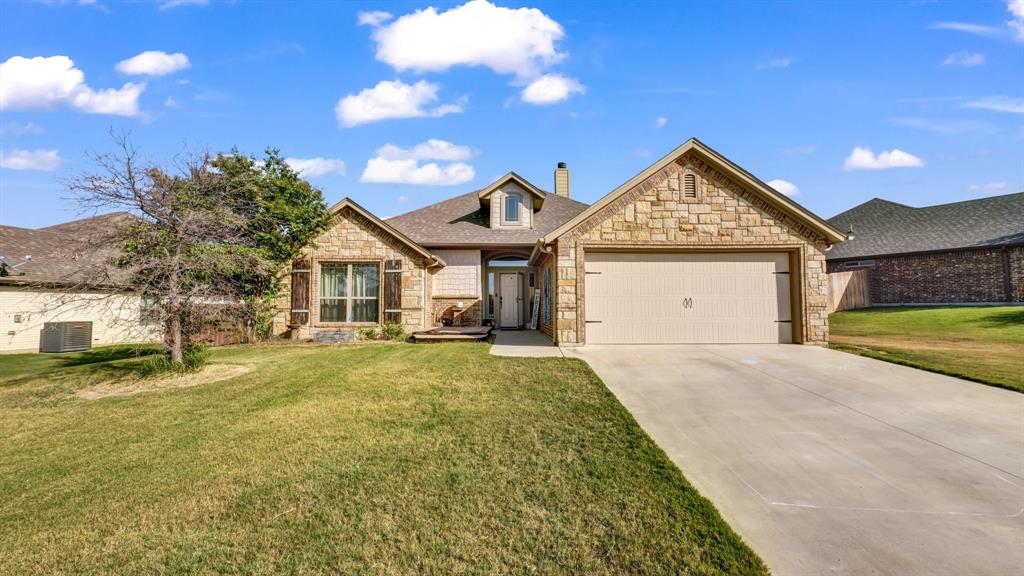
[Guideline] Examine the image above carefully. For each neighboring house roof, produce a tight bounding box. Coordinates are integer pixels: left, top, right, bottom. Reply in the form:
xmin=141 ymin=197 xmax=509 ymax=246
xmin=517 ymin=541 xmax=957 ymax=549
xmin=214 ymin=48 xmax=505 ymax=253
xmin=826 ymin=192 xmax=1024 ymax=260
xmin=328 ymin=197 xmax=446 ymax=266
xmin=0 ymin=222 xmax=120 ymax=287
xmin=39 ymin=212 xmax=134 ymax=240
xmin=387 ymin=189 xmax=589 ymax=247
xmin=541 ymin=138 xmax=848 ymax=245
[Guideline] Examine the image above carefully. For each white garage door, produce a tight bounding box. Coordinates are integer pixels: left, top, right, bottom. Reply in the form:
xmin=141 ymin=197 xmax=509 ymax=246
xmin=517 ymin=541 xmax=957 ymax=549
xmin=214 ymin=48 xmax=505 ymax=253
xmin=584 ymin=252 xmax=793 ymax=344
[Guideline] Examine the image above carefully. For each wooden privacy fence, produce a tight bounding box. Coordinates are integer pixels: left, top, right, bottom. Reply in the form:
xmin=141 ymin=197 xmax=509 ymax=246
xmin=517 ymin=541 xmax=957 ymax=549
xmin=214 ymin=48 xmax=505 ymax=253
xmin=828 ymin=269 xmax=871 ymax=312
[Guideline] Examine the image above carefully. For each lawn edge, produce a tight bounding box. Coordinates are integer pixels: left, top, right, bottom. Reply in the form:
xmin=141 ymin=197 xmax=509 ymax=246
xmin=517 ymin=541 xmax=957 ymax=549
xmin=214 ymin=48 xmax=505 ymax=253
xmin=828 ymin=342 xmax=1023 ymax=394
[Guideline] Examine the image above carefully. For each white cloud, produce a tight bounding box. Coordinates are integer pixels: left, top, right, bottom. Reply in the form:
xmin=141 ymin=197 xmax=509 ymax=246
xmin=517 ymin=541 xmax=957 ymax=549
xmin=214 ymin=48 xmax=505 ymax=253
xmin=335 ymin=80 xmax=462 ymax=127
xmin=654 ymin=116 xmax=667 ymax=129
xmin=889 ymin=117 xmax=991 ymax=134
xmin=361 ymin=158 xmax=474 ymax=186
xmin=930 ymin=21 xmax=1003 ymax=38
xmin=843 ymin=147 xmax=924 ymax=171
xmin=284 ymin=157 xmax=346 ymax=178
xmin=758 ymin=57 xmax=793 ymax=69
xmin=357 ymin=11 xmax=393 ymax=27
xmin=361 ymin=139 xmax=475 ymax=185
xmin=967 ymin=181 xmax=1017 ymax=194
xmin=374 ymin=139 xmax=472 ymax=161
xmin=164 ymin=96 xmax=179 ymax=108
xmin=766 ymin=179 xmax=800 ymax=197
xmin=520 ymin=74 xmax=584 ymax=105
xmin=0 ymin=55 xmax=143 ymax=116
xmin=1009 ymin=0 xmax=1024 ymax=40
xmin=370 ymin=0 xmax=565 ymax=79
xmin=0 ymin=149 xmax=61 ymax=171
xmin=159 ymin=0 xmax=208 ymax=9
xmin=962 ymin=95 xmax=1024 ymax=114
xmin=931 ymin=2 xmax=1024 ymax=42
xmin=116 ymin=51 xmax=190 ymax=76
xmin=1 ymin=122 xmax=44 ymax=136
xmin=942 ymin=50 xmax=985 ymax=66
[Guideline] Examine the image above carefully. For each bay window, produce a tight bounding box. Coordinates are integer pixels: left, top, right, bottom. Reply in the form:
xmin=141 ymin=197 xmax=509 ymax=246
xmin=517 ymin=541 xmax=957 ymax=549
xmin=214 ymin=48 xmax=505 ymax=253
xmin=320 ymin=262 xmax=379 ymax=323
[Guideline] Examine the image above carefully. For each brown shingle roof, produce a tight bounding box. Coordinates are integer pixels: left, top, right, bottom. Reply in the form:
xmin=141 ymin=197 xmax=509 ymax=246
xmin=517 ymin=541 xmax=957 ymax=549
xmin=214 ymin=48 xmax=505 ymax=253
xmin=0 ymin=214 xmax=129 ymax=287
xmin=827 ymin=192 xmax=1024 ymax=260
xmin=387 ymin=190 xmax=589 ymax=246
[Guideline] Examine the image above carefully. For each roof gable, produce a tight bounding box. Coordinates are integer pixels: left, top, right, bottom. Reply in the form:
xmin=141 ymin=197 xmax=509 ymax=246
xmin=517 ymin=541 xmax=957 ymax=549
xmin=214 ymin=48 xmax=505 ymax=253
xmin=327 ymin=198 xmax=444 ymax=265
xmin=386 ymin=190 xmax=589 ymax=247
xmin=543 ymin=138 xmax=847 ymax=244
xmin=477 ymin=172 xmax=547 ymax=210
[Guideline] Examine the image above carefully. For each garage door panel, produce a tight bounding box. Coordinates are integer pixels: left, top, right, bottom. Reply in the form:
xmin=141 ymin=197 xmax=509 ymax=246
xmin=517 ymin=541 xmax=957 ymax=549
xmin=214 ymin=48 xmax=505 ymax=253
xmin=584 ymin=252 xmax=793 ymax=344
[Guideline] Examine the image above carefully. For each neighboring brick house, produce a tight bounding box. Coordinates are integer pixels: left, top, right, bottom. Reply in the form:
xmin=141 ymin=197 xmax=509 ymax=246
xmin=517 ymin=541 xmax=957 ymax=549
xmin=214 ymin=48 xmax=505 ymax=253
xmin=826 ymin=193 xmax=1024 ymax=304
xmin=277 ymin=139 xmax=847 ymax=345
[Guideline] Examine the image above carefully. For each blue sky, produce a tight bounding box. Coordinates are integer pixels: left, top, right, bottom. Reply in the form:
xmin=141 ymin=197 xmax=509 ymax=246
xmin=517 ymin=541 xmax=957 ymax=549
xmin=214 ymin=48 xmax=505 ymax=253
xmin=1 ymin=0 xmax=1022 ymax=228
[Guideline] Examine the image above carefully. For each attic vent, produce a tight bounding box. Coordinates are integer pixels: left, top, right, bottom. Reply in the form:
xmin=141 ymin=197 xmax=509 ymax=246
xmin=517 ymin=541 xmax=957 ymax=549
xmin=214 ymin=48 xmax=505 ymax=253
xmin=683 ymin=173 xmax=698 ymax=198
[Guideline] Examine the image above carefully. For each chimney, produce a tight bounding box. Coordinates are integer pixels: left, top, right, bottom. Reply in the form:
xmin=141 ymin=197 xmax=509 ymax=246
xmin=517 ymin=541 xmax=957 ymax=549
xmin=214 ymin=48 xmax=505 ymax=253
xmin=554 ymin=162 xmax=570 ymax=198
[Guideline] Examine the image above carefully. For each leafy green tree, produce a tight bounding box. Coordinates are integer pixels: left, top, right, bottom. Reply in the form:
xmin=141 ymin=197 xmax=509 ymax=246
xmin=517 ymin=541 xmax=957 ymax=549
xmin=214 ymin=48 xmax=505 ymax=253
xmin=70 ymin=135 xmax=330 ymax=365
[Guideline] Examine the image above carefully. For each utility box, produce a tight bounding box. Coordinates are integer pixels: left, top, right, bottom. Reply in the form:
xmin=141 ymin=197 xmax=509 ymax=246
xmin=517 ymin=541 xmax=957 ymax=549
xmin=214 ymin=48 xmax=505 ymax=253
xmin=39 ymin=321 xmax=93 ymax=353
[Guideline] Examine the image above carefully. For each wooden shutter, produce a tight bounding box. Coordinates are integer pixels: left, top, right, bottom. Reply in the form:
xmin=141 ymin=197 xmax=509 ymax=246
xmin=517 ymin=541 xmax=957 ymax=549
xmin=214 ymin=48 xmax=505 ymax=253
xmin=290 ymin=258 xmax=310 ymax=326
xmin=383 ymin=260 xmax=402 ymax=325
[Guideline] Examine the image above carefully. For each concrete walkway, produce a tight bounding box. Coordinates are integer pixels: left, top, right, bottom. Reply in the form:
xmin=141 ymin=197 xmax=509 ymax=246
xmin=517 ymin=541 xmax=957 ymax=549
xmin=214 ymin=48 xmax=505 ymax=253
xmin=489 ymin=330 xmax=564 ymax=357
xmin=565 ymin=344 xmax=1024 ymax=576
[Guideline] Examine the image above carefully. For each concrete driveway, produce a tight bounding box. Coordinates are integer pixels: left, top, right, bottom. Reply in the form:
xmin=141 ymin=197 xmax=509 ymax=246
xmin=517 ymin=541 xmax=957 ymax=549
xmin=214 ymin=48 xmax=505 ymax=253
xmin=564 ymin=344 xmax=1024 ymax=576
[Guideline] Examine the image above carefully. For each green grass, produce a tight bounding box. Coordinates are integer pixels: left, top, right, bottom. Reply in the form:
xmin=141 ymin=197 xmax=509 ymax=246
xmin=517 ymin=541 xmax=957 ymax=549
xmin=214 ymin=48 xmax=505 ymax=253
xmin=0 ymin=342 xmax=766 ymax=575
xmin=830 ymin=306 xmax=1024 ymax=393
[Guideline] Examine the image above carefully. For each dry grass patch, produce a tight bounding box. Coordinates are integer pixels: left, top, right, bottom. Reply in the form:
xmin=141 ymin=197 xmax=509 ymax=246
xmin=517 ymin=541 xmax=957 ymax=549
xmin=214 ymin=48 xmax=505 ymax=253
xmin=75 ymin=362 xmax=254 ymax=400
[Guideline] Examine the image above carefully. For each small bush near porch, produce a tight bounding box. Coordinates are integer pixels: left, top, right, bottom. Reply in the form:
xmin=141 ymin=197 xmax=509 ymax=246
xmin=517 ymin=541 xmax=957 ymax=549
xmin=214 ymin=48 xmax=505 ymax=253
xmin=0 ymin=343 xmax=766 ymax=575
xmin=830 ymin=306 xmax=1024 ymax=393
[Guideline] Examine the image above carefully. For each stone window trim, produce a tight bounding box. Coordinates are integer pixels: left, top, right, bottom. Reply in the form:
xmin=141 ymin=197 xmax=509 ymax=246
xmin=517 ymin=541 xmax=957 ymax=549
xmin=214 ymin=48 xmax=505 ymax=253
xmin=502 ymin=192 xmax=523 ymax=226
xmin=569 ymin=242 xmax=810 ymax=346
xmin=311 ymin=257 xmax=384 ymax=327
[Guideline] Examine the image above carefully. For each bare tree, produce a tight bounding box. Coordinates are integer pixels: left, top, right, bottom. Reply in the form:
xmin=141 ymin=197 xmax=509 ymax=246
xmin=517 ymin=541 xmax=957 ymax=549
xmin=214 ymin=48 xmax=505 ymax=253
xmin=67 ymin=133 xmax=271 ymax=364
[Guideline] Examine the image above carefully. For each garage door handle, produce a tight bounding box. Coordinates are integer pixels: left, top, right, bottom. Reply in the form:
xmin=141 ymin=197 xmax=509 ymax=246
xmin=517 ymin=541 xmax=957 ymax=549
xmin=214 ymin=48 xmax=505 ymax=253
xmin=585 ymin=320 xmax=602 ymax=324
xmin=775 ymin=320 xmax=792 ymax=323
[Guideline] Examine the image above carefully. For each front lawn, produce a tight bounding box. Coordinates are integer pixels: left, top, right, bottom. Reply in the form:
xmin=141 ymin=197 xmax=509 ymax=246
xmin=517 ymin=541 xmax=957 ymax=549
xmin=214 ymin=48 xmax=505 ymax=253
xmin=830 ymin=306 xmax=1024 ymax=393
xmin=0 ymin=343 xmax=766 ymax=575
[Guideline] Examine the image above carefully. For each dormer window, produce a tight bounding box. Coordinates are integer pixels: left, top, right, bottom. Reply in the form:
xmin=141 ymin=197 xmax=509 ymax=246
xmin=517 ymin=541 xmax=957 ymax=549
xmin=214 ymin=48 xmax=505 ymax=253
xmin=503 ymin=193 xmax=521 ymax=224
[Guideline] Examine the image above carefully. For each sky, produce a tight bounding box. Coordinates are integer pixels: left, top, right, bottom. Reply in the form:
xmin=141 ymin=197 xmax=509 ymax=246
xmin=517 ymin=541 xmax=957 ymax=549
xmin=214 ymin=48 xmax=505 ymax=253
xmin=1 ymin=0 xmax=1022 ymax=229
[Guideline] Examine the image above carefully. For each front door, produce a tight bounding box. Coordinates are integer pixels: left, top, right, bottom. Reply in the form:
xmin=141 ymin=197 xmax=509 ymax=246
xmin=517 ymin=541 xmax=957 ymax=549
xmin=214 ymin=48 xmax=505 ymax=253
xmin=499 ymin=273 xmax=521 ymax=328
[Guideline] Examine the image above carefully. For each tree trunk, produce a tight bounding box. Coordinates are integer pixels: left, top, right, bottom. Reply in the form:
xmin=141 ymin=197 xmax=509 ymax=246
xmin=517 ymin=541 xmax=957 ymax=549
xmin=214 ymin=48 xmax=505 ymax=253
xmin=167 ymin=246 xmax=184 ymax=365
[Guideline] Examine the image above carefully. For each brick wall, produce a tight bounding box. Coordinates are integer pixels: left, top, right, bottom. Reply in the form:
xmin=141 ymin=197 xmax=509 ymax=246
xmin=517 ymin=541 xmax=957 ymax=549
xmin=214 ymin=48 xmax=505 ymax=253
xmin=554 ymin=153 xmax=832 ymax=345
xmin=828 ymin=245 xmax=1024 ymax=303
xmin=273 ymin=206 xmax=430 ymax=338
xmin=431 ymin=297 xmax=482 ymax=326
xmin=1009 ymin=246 xmax=1024 ymax=302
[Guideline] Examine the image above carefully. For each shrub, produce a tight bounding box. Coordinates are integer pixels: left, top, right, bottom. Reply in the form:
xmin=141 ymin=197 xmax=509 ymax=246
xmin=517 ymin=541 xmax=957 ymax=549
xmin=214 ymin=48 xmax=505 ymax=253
xmin=358 ymin=324 xmax=406 ymax=342
xmin=137 ymin=344 xmax=211 ymax=377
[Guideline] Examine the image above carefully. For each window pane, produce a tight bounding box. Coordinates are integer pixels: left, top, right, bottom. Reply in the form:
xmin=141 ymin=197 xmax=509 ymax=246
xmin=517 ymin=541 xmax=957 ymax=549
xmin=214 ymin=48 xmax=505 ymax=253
xmin=351 ymin=264 xmax=379 ymax=298
xmin=351 ymin=298 xmax=378 ymax=322
xmin=321 ymin=264 xmax=347 ymax=297
xmin=505 ymin=195 xmax=519 ymax=221
xmin=321 ymin=299 xmax=347 ymax=322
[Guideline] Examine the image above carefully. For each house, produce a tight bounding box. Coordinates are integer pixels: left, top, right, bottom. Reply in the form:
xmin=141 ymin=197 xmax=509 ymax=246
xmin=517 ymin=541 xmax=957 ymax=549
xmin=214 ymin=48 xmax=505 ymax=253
xmin=827 ymin=193 xmax=1024 ymax=305
xmin=274 ymin=138 xmax=846 ymax=345
xmin=0 ymin=214 xmax=161 ymax=353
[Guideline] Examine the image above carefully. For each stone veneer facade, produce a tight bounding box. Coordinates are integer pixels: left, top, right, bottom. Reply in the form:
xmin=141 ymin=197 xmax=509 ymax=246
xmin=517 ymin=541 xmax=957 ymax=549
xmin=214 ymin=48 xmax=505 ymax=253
xmin=827 ymin=245 xmax=1024 ymax=304
xmin=273 ymin=206 xmax=431 ymax=338
xmin=552 ymin=152 xmax=833 ymax=345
